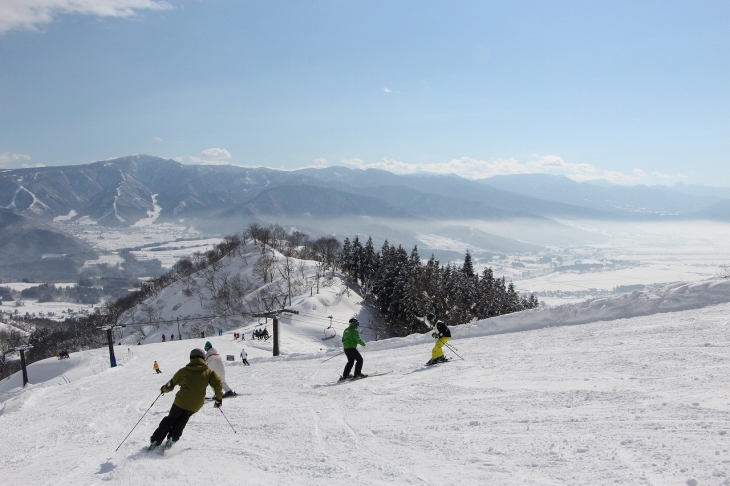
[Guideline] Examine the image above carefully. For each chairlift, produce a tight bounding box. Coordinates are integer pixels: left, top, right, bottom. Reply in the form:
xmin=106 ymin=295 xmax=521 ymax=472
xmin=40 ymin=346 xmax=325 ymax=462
xmin=321 ymin=315 xmax=336 ymax=341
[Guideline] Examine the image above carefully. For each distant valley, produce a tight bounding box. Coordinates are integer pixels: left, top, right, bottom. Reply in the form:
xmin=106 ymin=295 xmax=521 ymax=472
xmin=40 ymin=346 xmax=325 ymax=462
xmin=1 ymin=155 xmax=729 ymax=282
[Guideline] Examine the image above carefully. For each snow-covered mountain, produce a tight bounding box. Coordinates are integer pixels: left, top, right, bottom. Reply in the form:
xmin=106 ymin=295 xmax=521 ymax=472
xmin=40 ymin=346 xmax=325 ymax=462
xmin=2 ymin=241 xmax=730 ymax=485
xmin=0 ymin=208 xmax=97 ymax=280
xmin=3 ymin=156 xmax=727 ymax=229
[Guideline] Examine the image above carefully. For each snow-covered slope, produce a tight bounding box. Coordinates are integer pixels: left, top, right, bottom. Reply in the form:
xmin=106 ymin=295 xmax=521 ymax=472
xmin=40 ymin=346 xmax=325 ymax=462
xmin=116 ymin=241 xmax=376 ymax=355
xmin=1 ymin=278 xmax=730 ymax=484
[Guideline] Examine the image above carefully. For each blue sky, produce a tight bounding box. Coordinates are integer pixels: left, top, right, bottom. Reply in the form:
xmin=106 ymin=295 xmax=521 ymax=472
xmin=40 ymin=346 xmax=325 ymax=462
xmin=0 ymin=1 xmax=728 ymax=185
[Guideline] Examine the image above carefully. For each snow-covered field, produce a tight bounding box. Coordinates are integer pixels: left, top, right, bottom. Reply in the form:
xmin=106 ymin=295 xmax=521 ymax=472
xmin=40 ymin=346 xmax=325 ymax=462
xmin=504 ymin=221 xmax=730 ymax=306
xmin=2 ymin=278 xmax=730 ymax=485
xmin=128 ymin=238 xmax=224 ymax=269
xmin=0 ymin=282 xmax=96 ymax=322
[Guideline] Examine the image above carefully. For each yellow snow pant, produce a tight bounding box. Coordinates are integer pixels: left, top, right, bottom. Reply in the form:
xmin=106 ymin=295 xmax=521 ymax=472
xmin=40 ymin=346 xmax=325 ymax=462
xmin=431 ymin=337 xmax=451 ymax=359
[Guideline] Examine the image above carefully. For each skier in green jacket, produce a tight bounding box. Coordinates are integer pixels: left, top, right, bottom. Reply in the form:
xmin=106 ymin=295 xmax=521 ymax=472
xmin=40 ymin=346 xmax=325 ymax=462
xmin=149 ymin=348 xmax=223 ymax=450
xmin=340 ymin=317 xmax=367 ymax=380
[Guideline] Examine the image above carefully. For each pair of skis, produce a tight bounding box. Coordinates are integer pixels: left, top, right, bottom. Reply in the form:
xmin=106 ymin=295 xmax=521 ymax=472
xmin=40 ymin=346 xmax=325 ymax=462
xmin=337 ymin=371 xmax=392 ymax=383
xmin=335 ymin=356 xmax=452 ymax=383
xmin=147 ymin=440 xmax=175 ymax=455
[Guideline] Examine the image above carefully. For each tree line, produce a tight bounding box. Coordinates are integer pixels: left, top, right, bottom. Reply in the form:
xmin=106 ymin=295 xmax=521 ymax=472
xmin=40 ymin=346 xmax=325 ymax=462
xmin=340 ymin=236 xmax=539 ymax=337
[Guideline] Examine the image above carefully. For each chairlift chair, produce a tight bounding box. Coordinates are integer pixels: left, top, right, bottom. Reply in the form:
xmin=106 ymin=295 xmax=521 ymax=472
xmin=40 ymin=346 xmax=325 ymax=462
xmin=321 ymin=315 xmax=336 ymax=341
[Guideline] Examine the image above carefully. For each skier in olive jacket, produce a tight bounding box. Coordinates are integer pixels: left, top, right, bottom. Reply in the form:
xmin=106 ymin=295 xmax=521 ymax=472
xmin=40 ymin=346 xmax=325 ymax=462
xmin=149 ymin=348 xmax=223 ymax=449
xmin=340 ymin=317 xmax=367 ymax=380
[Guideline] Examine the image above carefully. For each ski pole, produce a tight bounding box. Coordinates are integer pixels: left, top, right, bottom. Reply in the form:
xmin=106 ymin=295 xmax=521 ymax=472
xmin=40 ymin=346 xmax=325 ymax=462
xmin=322 ymin=351 xmax=344 ymax=362
xmin=440 ymin=339 xmax=464 ymax=360
xmin=115 ymin=392 xmax=163 ymax=451
xmin=218 ymin=407 xmax=237 ymax=433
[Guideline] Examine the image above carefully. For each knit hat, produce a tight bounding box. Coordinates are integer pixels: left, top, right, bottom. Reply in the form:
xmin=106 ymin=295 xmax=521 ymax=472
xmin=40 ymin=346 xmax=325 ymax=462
xmin=190 ymin=348 xmax=205 ymax=360
xmin=204 ymin=341 xmax=212 ymax=350
xmin=348 ymin=317 xmax=359 ymax=327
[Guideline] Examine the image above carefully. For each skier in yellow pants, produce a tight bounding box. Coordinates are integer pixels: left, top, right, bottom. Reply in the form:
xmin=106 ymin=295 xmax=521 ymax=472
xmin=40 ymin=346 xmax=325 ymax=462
xmin=427 ymin=319 xmax=451 ymax=365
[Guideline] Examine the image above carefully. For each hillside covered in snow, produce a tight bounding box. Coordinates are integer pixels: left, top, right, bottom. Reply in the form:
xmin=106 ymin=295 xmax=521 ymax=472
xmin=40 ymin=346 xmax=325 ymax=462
xmin=2 ymin=273 xmax=730 ymax=484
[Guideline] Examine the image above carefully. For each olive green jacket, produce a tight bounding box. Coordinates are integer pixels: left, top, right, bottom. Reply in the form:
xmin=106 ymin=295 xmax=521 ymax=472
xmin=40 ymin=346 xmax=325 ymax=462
xmin=162 ymin=357 xmax=223 ymax=412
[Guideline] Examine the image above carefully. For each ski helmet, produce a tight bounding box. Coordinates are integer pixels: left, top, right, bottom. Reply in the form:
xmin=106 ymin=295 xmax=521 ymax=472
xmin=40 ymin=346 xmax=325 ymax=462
xmin=204 ymin=341 xmax=212 ymax=350
xmin=190 ymin=348 xmax=205 ymax=360
xmin=348 ymin=317 xmax=359 ymax=327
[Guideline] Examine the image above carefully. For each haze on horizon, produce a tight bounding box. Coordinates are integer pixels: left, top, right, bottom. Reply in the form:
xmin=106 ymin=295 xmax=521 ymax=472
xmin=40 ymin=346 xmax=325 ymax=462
xmin=0 ymin=1 xmax=728 ymax=186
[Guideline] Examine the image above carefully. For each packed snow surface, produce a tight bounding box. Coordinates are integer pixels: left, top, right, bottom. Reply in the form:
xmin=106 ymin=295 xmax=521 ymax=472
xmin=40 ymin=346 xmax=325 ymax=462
xmin=2 ymin=279 xmax=730 ymax=484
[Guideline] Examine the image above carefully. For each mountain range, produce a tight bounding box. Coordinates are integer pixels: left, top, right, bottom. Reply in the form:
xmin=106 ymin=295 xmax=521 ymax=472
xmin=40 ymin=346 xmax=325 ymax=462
xmin=1 ymin=155 xmax=728 ymax=279
xmin=2 ymin=155 xmax=726 ymax=227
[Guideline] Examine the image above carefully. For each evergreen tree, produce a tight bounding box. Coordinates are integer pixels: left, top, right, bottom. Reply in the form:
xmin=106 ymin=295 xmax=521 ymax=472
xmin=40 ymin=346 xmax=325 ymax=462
xmin=462 ymin=250 xmax=475 ymax=277
xmin=351 ymin=236 xmax=364 ymax=283
xmin=341 ymin=238 xmax=352 ymax=275
xmin=339 ymin=235 xmax=538 ymax=337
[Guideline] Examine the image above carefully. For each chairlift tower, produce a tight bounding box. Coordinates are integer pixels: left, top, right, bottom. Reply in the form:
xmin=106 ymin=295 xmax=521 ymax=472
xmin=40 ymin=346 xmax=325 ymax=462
xmin=97 ymin=325 xmax=126 ymax=367
xmin=11 ymin=344 xmax=33 ymax=386
xmin=252 ymin=308 xmax=299 ymax=356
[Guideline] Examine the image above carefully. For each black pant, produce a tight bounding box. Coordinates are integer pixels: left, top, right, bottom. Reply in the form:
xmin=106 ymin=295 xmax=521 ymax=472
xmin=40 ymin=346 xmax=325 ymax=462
xmin=342 ymin=348 xmax=363 ymax=377
xmin=150 ymin=403 xmax=195 ymax=443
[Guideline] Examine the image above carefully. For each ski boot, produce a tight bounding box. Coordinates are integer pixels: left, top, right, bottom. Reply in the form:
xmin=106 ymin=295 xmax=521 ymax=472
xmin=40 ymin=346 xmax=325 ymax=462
xmin=222 ymin=390 xmax=237 ymax=398
xmin=148 ymin=440 xmax=162 ymax=451
xmin=353 ymin=373 xmax=368 ymax=379
xmin=338 ymin=374 xmax=351 ymax=381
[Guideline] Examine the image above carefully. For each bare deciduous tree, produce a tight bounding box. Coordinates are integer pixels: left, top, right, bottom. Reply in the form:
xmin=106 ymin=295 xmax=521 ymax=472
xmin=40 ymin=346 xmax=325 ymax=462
xmin=253 ymin=253 xmax=278 ymax=283
xmin=719 ymin=264 xmax=730 ymax=279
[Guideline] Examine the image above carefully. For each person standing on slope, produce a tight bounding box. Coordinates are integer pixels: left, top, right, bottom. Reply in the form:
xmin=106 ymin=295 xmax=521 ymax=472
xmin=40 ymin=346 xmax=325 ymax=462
xmin=426 ymin=319 xmax=451 ymax=365
xmin=340 ymin=317 xmax=367 ymax=380
xmin=240 ymin=347 xmax=250 ymax=366
xmin=204 ymin=341 xmax=237 ymax=398
xmin=149 ymin=348 xmax=223 ymax=450
xmin=153 ymin=361 xmax=162 ymax=374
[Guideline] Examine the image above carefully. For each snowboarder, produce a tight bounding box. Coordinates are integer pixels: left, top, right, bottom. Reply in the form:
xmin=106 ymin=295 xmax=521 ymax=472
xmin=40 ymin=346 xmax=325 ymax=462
xmin=149 ymin=348 xmax=223 ymax=450
xmin=426 ymin=319 xmax=451 ymax=365
xmin=153 ymin=361 xmax=162 ymax=374
xmin=170 ymin=334 xmax=174 ymax=341
xmin=200 ymin=331 xmax=205 ymax=338
xmin=161 ymin=334 xmax=166 ymax=342
xmin=340 ymin=317 xmax=367 ymax=380
xmin=204 ymin=341 xmax=237 ymax=398
xmin=240 ymin=347 xmax=250 ymax=366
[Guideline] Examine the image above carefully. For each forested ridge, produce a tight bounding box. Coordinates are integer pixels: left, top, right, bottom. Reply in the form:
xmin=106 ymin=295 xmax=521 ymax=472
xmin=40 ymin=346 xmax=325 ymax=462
xmin=340 ymin=236 xmax=539 ymax=337
xmin=2 ymin=225 xmax=538 ymax=378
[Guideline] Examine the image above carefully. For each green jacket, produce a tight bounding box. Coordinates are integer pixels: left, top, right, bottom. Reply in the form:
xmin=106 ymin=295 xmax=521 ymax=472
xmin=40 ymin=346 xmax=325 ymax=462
xmin=342 ymin=324 xmax=365 ymax=349
xmin=162 ymin=357 xmax=223 ymax=412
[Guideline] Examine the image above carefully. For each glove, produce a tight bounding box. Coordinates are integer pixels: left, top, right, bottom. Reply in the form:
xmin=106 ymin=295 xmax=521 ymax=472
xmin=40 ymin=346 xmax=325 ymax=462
xmin=214 ymin=399 xmax=222 ymax=408
xmin=160 ymin=386 xmax=166 ymax=394
xmin=432 ymin=332 xmax=439 ymax=339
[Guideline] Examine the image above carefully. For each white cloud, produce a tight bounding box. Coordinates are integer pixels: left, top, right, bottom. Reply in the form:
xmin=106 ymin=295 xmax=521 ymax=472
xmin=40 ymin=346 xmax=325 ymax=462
xmin=0 ymin=152 xmax=31 ymax=167
xmin=152 ymin=137 xmax=164 ymax=143
xmin=652 ymin=170 xmax=687 ymax=180
xmin=189 ymin=147 xmax=232 ymax=165
xmin=312 ymin=157 xmax=327 ymax=167
xmin=0 ymin=0 xmax=173 ymax=35
xmin=342 ymin=157 xmax=419 ymax=174
xmin=382 ymin=87 xmax=392 ymax=94
xmin=172 ymin=156 xmax=182 ymax=163
xmin=339 ymin=154 xmax=688 ymax=185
